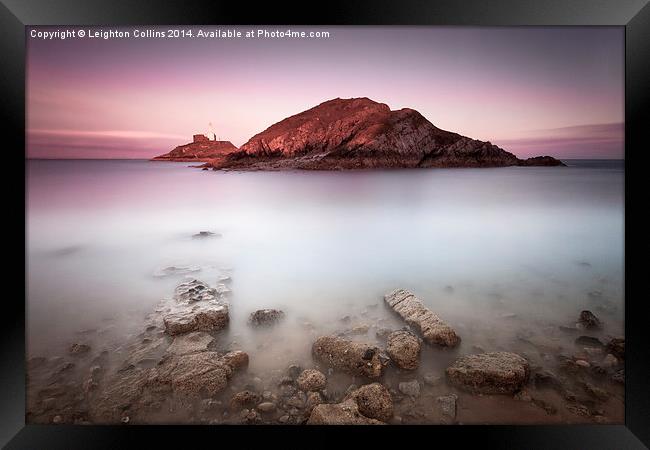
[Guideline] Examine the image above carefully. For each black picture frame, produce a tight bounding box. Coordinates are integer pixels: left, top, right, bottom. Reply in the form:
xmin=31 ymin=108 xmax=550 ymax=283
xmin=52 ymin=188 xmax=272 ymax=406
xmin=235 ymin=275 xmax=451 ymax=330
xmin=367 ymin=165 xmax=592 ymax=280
xmin=3 ymin=0 xmax=649 ymax=448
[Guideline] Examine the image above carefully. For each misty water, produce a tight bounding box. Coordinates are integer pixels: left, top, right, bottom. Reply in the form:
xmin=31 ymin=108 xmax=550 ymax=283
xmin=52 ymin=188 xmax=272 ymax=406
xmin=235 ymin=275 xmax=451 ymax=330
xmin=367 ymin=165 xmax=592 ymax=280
xmin=26 ymin=159 xmax=624 ymax=423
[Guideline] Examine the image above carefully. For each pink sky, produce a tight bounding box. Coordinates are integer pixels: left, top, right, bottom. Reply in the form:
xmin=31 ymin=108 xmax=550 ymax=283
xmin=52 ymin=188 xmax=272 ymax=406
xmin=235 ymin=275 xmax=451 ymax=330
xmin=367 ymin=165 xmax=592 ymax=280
xmin=27 ymin=26 xmax=624 ymax=159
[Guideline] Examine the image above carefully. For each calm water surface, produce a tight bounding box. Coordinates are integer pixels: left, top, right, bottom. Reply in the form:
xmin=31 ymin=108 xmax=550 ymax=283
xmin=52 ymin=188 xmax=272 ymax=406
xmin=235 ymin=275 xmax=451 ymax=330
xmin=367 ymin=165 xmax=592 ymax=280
xmin=26 ymin=159 xmax=624 ymax=378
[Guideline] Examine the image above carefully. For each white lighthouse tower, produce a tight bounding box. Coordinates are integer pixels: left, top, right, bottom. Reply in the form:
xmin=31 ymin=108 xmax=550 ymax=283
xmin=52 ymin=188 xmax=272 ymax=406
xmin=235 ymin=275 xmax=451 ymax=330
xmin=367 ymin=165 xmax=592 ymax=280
xmin=208 ymin=122 xmax=216 ymax=141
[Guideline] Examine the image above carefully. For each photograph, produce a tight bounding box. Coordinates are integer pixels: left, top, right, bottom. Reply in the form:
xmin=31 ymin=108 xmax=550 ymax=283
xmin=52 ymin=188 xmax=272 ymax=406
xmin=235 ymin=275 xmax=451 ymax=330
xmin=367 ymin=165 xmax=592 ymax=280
xmin=25 ymin=25 xmax=625 ymax=426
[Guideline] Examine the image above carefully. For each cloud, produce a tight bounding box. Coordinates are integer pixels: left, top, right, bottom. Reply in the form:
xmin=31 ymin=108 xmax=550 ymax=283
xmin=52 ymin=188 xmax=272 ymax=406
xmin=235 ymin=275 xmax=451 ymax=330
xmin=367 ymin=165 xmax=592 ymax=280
xmin=27 ymin=129 xmax=188 ymax=159
xmin=493 ymin=123 xmax=623 ymax=159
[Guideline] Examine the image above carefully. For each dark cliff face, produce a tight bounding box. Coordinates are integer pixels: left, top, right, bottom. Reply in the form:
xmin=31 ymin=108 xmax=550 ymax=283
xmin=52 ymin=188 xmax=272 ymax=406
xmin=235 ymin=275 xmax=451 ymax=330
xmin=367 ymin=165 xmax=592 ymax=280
xmin=168 ymin=97 xmax=564 ymax=169
xmin=153 ymin=140 xmax=238 ymax=162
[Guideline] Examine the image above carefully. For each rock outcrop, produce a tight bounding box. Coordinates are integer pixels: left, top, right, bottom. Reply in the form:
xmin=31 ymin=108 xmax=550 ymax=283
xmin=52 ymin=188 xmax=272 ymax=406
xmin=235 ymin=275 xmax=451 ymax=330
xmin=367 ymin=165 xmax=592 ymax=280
xmin=446 ymin=352 xmax=530 ymax=394
xmin=312 ymin=336 xmax=387 ymax=379
xmin=384 ymin=289 xmax=460 ymax=347
xmin=203 ymin=97 xmax=564 ymax=170
xmin=162 ymin=279 xmax=229 ymax=336
xmin=153 ymin=138 xmax=237 ymax=162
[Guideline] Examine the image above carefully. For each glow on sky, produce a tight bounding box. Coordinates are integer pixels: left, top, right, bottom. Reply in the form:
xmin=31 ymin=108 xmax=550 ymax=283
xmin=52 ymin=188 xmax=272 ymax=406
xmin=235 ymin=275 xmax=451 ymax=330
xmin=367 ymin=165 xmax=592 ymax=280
xmin=27 ymin=26 xmax=624 ymax=159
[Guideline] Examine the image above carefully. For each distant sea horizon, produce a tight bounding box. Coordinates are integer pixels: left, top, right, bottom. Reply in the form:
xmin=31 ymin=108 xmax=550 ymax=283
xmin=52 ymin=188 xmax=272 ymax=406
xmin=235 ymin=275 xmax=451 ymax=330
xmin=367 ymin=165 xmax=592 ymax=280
xmin=25 ymin=157 xmax=625 ymax=161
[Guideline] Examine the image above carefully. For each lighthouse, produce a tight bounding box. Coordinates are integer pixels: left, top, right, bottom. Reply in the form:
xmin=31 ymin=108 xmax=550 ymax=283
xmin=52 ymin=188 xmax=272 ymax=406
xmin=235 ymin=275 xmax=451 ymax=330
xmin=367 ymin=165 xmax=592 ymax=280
xmin=208 ymin=122 xmax=217 ymax=141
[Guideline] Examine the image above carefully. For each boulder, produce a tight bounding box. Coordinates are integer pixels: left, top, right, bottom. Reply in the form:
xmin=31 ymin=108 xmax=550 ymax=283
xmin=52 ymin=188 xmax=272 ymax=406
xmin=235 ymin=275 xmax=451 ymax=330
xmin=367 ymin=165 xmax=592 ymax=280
xmin=312 ymin=336 xmax=387 ymax=379
xmin=386 ymin=330 xmax=421 ymax=370
xmin=296 ymin=369 xmax=327 ymax=392
xmin=578 ymin=310 xmax=601 ymax=329
xmin=345 ymin=383 xmax=393 ymax=422
xmin=384 ymin=289 xmax=460 ymax=347
xmin=307 ymin=399 xmax=385 ymax=425
xmin=248 ymin=309 xmax=285 ymax=327
xmin=446 ymin=352 xmax=530 ymax=394
xmin=163 ymin=279 xmax=229 ymax=336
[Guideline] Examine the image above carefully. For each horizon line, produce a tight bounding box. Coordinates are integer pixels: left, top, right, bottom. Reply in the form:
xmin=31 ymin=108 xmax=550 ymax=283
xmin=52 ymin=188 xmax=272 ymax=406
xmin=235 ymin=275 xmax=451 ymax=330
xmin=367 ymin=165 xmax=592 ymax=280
xmin=25 ymin=157 xmax=625 ymax=161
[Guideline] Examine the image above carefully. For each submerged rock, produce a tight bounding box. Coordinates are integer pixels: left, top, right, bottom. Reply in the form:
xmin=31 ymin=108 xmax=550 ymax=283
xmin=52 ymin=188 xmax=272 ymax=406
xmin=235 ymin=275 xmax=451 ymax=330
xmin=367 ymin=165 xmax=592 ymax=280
xmin=296 ymin=369 xmax=327 ymax=392
xmin=163 ymin=279 xmax=229 ymax=336
xmin=575 ymin=336 xmax=604 ymax=348
xmin=192 ymin=231 xmax=220 ymax=239
xmin=312 ymin=336 xmax=387 ymax=379
xmin=345 ymin=383 xmax=393 ymax=422
xmin=386 ymin=330 xmax=421 ymax=370
xmin=398 ymin=380 xmax=421 ymax=397
xmin=152 ymin=265 xmax=201 ymax=278
xmin=578 ymin=310 xmax=601 ymax=329
xmin=69 ymin=343 xmax=91 ymax=355
xmin=384 ymin=289 xmax=460 ymax=347
xmin=248 ymin=309 xmax=285 ymax=327
xmin=436 ymin=394 xmax=458 ymax=423
xmin=307 ymin=399 xmax=385 ymax=425
xmin=446 ymin=352 xmax=530 ymax=394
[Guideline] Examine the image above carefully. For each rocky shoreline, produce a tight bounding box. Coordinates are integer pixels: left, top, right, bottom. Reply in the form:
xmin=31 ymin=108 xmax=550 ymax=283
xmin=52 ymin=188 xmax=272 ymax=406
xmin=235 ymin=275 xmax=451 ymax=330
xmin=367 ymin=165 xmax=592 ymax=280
xmin=26 ymin=261 xmax=624 ymax=425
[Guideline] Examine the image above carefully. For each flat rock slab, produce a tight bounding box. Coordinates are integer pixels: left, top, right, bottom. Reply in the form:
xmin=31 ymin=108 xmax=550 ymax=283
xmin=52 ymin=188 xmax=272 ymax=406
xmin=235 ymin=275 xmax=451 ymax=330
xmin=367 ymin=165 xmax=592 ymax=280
xmin=153 ymin=350 xmax=247 ymax=397
xmin=307 ymin=399 xmax=385 ymax=425
xmin=384 ymin=289 xmax=460 ymax=347
xmin=446 ymin=352 xmax=530 ymax=394
xmin=312 ymin=336 xmax=387 ymax=379
xmin=163 ymin=279 xmax=229 ymax=336
xmin=165 ymin=331 xmax=215 ymax=356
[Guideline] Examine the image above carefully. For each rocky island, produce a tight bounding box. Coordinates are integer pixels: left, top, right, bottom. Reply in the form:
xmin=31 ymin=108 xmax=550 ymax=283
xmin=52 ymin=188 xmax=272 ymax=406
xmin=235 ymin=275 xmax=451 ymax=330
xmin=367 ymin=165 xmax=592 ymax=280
xmin=153 ymin=134 xmax=238 ymax=162
xmin=160 ymin=97 xmax=564 ymax=170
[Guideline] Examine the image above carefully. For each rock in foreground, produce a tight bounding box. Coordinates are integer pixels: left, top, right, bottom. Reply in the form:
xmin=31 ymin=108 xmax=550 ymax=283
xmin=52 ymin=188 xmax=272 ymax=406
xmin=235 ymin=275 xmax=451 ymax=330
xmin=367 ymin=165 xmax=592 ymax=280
xmin=203 ymin=97 xmax=564 ymax=170
xmin=312 ymin=336 xmax=387 ymax=379
xmin=307 ymin=399 xmax=385 ymax=425
xmin=446 ymin=352 xmax=530 ymax=394
xmin=296 ymin=369 xmax=327 ymax=392
xmin=153 ymin=350 xmax=248 ymax=397
xmin=163 ymin=279 xmax=229 ymax=336
xmin=384 ymin=289 xmax=460 ymax=347
xmin=345 ymin=383 xmax=393 ymax=422
xmin=249 ymin=309 xmax=285 ymax=327
xmin=386 ymin=329 xmax=422 ymax=370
